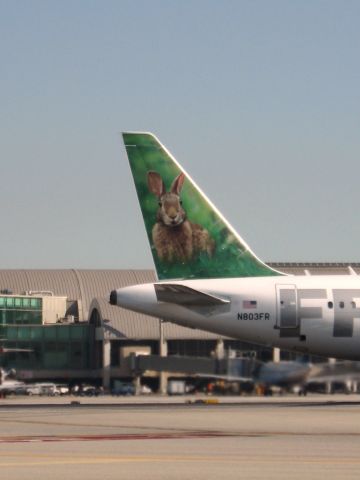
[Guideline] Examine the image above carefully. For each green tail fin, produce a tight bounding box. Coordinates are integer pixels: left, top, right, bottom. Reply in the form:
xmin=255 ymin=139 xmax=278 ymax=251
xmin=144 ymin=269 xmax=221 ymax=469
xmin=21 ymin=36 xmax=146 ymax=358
xmin=123 ymin=132 xmax=284 ymax=280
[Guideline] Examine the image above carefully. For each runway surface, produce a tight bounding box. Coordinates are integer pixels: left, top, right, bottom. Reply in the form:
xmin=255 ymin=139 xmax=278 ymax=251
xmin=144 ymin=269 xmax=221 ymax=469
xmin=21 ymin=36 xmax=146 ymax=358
xmin=1 ymin=395 xmax=360 ymax=479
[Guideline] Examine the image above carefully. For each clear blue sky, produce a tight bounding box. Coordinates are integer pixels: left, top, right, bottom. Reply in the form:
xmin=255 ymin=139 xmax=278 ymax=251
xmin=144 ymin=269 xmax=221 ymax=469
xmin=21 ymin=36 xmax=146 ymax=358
xmin=1 ymin=0 xmax=360 ymax=268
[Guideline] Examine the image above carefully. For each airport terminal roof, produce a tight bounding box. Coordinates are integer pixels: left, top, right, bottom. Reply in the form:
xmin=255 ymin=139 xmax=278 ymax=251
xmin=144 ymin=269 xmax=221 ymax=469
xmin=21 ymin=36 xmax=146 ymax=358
xmin=0 ymin=264 xmax=359 ymax=341
xmin=0 ymin=269 xmax=219 ymax=340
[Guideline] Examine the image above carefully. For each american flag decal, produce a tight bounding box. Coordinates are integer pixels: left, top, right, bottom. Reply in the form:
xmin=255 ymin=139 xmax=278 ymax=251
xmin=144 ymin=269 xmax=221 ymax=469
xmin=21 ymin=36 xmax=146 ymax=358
xmin=243 ymin=300 xmax=257 ymax=309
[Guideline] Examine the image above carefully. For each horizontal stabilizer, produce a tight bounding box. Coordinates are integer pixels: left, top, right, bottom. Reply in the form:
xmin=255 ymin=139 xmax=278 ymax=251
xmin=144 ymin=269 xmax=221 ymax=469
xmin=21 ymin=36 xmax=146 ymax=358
xmin=154 ymin=283 xmax=230 ymax=306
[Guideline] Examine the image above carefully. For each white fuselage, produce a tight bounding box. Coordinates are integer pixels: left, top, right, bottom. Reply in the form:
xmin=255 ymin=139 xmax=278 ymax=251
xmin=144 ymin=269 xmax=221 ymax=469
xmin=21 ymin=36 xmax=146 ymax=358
xmin=115 ymin=275 xmax=360 ymax=360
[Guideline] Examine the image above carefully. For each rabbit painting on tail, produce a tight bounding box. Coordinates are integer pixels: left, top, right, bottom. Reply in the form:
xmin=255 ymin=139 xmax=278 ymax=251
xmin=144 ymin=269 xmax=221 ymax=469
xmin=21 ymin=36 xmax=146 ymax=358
xmin=147 ymin=171 xmax=215 ymax=263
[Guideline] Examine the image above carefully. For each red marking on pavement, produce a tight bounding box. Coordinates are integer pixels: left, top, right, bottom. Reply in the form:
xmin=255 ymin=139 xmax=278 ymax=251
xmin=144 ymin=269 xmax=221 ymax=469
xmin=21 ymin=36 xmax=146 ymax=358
xmin=0 ymin=432 xmax=238 ymax=444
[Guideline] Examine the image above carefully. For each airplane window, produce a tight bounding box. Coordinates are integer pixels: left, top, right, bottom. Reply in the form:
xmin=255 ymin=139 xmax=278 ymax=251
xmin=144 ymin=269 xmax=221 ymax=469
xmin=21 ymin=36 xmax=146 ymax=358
xmin=328 ymin=302 xmax=333 ymax=309
xmin=339 ymin=301 xmax=345 ymax=309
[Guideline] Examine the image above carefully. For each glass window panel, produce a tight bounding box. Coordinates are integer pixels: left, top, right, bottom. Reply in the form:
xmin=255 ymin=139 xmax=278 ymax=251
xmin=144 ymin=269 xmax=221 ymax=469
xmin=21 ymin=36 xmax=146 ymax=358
xmin=70 ymin=342 xmax=83 ymax=367
xmin=7 ymin=327 xmax=18 ymax=340
xmin=18 ymin=314 xmax=25 ymax=324
xmin=57 ymin=342 xmax=68 ymax=352
xmin=0 ymin=326 xmax=8 ymax=338
xmin=5 ymin=311 xmax=15 ymax=324
xmin=15 ymin=343 xmax=32 ymax=367
xmin=29 ymin=343 xmax=43 ymax=369
xmin=71 ymin=326 xmax=85 ymax=340
xmin=16 ymin=312 xmax=42 ymax=325
xmin=57 ymin=326 xmax=70 ymax=341
xmin=30 ymin=298 xmax=40 ymax=309
xmin=0 ymin=297 xmax=5 ymax=307
xmin=17 ymin=327 xmax=31 ymax=341
xmin=44 ymin=327 xmax=57 ymax=340
xmin=43 ymin=351 xmax=68 ymax=369
xmin=44 ymin=341 xmax=57 ymax=353
xmin=22 ymin=298 xmax=30 ymax=308
xmin=6 ymin=351 xmax=17 ymax=364
xmin=14 ymin=311 xmax=24 ymax=324
xmin=28 ymin=312 xmax=41 ymax=324
xmin=6 ymin=298 xmax=14 ymax=308
xmin=82 ymin=343 xmax=89 ymax=368
xmin=30 ymin=328 xmax=43 ymax=341
xmin=15 ymin=298 xmax=22 ymax=308
xmin=32 ymin=313 xmax=42 ymax=324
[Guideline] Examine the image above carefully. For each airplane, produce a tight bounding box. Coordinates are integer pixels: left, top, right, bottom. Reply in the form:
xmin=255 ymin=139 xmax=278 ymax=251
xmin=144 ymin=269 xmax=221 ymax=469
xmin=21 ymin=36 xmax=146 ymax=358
xmin=0 ymin=346 xmax=33 ymax=395
xmin=0 ymin=368 xmax=26 ymax=395
xmin=195 ymin=360 xmax=312 ymax=395
xmin=110 ymin=132 xmax=360 ymax=361
xmin=196 ymin=359 xmax=360 ymax=394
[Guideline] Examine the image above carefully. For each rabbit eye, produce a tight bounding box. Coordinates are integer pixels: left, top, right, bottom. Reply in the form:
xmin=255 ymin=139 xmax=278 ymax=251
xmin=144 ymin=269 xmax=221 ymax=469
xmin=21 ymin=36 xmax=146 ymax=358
xmin=179 ymin=200 xmax=183 ymax=205
xmin=158 ymin=201 xmax=162 ymax=207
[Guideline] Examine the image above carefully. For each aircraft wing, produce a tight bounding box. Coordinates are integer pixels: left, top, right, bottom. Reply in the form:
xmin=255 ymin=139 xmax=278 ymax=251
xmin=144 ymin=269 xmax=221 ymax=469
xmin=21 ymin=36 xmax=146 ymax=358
xmin=0 ymin=347 xmax=33 ymax=353
xmin=195 ymin=373 xmax=254 ymax=382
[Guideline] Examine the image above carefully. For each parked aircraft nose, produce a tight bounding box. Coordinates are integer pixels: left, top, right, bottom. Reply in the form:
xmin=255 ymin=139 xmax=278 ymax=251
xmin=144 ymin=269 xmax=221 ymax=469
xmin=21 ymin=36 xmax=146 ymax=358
xmin=109 ymin=290 xmax=117 ymax=305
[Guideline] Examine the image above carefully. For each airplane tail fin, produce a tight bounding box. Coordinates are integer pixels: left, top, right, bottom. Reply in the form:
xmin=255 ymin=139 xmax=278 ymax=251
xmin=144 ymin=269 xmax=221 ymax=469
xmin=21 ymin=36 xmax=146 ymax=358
xmin=122 ymin=132 xmax=284 ymax=281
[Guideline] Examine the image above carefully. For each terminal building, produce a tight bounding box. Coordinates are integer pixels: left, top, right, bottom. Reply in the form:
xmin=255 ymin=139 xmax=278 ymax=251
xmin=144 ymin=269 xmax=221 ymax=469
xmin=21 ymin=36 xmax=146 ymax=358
xmin=0 ymin=264 xmax=359 ymax=390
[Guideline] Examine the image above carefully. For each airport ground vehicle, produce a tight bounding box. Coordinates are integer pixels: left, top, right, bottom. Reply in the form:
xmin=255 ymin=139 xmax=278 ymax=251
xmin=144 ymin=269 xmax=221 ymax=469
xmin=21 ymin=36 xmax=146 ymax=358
xmin=111 ymin=382 xmax=135 ymax=396
xmin=26 ymin=383 xmax=59 ymax=396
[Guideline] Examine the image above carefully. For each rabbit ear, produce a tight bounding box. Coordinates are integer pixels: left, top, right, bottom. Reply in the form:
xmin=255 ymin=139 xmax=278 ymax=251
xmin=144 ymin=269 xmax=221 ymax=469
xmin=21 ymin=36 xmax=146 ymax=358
xmin=170 ymin=172 xmax=185 ymax=195
xmin=147 ymin=171 xmax=166 ymax=197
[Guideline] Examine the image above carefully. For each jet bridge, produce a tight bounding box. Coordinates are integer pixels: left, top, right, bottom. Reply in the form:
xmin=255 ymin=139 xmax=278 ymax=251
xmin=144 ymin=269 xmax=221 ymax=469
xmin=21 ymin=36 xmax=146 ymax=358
xmin=129 ymin=353 xmax=258 ymax=380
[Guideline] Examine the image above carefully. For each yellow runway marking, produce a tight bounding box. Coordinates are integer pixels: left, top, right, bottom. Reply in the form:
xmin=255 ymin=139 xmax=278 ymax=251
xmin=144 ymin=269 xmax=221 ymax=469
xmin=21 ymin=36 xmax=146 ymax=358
xmin=1 ymin=454 xmax=360 ymax=467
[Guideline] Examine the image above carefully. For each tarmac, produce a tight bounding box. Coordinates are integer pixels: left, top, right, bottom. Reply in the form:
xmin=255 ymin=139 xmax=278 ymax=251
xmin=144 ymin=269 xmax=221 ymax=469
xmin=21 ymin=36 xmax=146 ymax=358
xmin=1 ymin=394 xmax=360 ymax=479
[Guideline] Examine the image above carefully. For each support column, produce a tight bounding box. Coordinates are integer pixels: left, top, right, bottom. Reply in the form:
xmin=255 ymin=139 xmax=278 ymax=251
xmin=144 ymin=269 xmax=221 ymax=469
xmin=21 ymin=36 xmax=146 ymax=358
xmin=272 ymin=348 xmax=280 ymax=363
xmin=159 ymin=320 xmax=168 ymax=394
xmin=326 ymin=358 xmax=336 ymax=394
xmin=102 ymin=337 xmax=111 ymax=391
xmin=134 ymin=375 xmax=141 ymax=395
xmin=215 ymin=339 xmax=225 ymax=359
